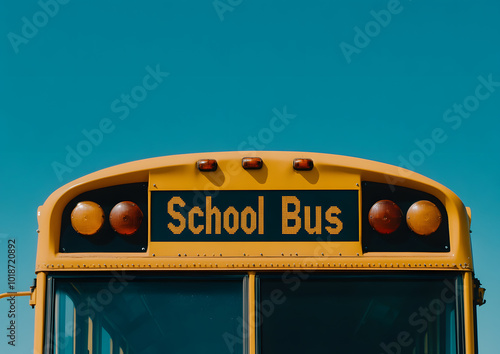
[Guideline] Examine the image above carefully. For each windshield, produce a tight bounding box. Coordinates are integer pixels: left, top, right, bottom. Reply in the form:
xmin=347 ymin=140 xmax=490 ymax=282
xmin=258 ymin=273 xmax=463 ymax=354
xmin=46 ymin=274 xmax=248 ymax=354
xmin=46 ymin=273 xmax=463 ymax=354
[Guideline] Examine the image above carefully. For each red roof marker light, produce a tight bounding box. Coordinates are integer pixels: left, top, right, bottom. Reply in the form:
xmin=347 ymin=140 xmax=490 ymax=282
xmin=242 ymin=157 xmax=263 ymax=170
xmin=293 ymin=158 xmax=314 ymax=171
xmin=197 ymin=159 xmax=218 ymax=171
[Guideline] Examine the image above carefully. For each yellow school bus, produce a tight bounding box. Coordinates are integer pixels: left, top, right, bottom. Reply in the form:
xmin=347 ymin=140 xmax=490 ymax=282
xmin=2 ymin=151 xmax=486 ymax=353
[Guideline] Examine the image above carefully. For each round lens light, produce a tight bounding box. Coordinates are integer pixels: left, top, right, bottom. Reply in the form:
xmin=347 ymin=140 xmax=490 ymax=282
xmin=71 ymin=201 xmax=105 ymax=235
xmin=368 ymin=200 xmax=402 ymax=234
xmin=406 ymin=200 xmax=441 ymax=235
xmin=109 ymin=201 xmax=143 ymax=235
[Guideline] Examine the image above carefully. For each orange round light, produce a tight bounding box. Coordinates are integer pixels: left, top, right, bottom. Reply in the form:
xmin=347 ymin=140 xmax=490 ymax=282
xmin=109 ymin=201 xmax=143 ymax=235
xmin=71 ymin=201 xmax=105 ymax=235
xmin=368 ymin=200 xmax=402 ymax=234
xmin=406 ymin=200 xmax=441 ymax=235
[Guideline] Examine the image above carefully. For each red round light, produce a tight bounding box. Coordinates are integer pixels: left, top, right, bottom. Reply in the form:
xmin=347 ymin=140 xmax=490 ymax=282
xmin=109 ymin=201 xmax=143 ymax=235
xmin=368 ymin=200 xmax=402 ymax=234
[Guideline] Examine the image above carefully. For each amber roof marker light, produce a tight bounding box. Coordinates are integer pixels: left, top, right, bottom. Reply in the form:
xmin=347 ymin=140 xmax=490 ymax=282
xmin=293 ymin=158 xmax=314 ymax=171
xmin=242 ymin=157 xmax=263 ymax=170
xmin=406 ymin=200 xmax=442 ymax=235
xmin=368 ymin=200 xmax=403 ymax=234
xmin=197 ymin=159 xmax=218 ymax=171
xmin=71 ymin=201 xmax=105 ymax=235
xmin=109 ymin=201 xmax=144 ymax=235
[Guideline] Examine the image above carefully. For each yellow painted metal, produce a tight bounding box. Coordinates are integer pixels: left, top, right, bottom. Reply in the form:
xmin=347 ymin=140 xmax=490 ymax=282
xmin=0 ymin=291 xmax=31 ymax=299
xmin=466 ymin=206 xmax=472 ymax=228
xmin=33 ymin=272 xmax=46 ymax=354
xmin=29 ymin=287 xmax=36 ymax=307
xmin=464 ymin=272 xmax=475 ymax=353
xmin=248 ymin=273 xmax=256 ymax=354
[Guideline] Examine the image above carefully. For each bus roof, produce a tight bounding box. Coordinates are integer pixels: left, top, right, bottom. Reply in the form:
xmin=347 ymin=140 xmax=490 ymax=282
xmin=35 ymin=152 xmax=473 ymax=273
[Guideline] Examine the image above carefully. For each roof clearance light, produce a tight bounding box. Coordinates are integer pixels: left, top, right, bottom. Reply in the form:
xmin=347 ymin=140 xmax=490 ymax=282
xmin=242 ymin=157 xmax=263 ymax=170
xmin=368 ymin=200 xmax=402 ymax=234
xmin=71 ymin=201 xmax=105 ymax=235
xmin=293 ymin=158 xmax=314 ymax=171
xmin=109 ymin=201 xmax=144 ymax=235
xmin=197 ymin=159 xmax=218 ymax=171
xmin=406 ymin=200 xmax=442 ymax=235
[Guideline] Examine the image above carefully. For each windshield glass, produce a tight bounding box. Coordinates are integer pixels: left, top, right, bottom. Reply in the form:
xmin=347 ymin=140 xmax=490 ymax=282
xmin=47 ymin=272 xmax=463 ymax=354
xmin=47 ymin=274 xmax=247 ymax=354
xmin=258 ymin=273 xmax=463 ymax=354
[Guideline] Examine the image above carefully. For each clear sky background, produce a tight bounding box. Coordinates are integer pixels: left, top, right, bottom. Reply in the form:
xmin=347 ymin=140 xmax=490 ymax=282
xmin=0 ymin=0 xmax=499 ymax=352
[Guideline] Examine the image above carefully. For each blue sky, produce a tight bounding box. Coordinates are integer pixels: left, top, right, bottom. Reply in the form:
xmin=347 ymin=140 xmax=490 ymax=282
xmin=1 ymin=0 xmax=499 ymax=352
